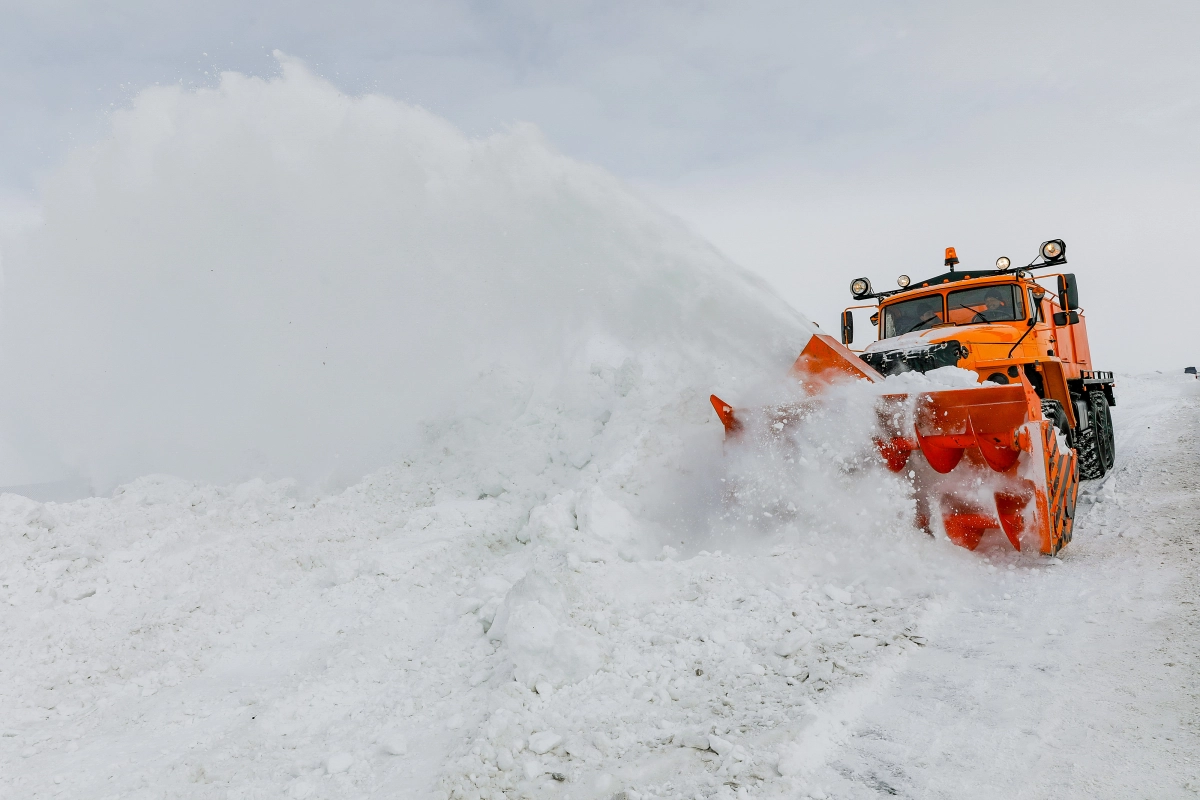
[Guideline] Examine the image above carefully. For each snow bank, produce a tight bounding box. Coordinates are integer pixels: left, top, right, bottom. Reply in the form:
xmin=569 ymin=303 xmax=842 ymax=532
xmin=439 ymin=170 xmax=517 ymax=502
xmin=0 ymin=58 xmax=1000 ymax=800
xmin=1 ymin=53 xmax=805 ymax=490
xmin=0 ymin=358 xmax=985 ymax=798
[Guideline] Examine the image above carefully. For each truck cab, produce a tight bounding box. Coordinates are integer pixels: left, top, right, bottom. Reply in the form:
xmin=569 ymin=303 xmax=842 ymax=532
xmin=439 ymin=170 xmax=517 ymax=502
xmin=839 ymin=241 xmax=1117 ymax=479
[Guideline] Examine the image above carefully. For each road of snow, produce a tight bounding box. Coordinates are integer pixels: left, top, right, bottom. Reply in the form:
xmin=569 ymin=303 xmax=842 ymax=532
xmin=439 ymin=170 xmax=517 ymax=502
xmin=2 ymin=373 xmax=1196 ymax=800
xmin=801 ymin=372 xmax=1200 ymax=799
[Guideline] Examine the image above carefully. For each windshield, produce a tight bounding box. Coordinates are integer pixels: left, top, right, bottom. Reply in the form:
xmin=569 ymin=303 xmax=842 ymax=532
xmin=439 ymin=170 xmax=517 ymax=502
xmin=947 ymin=284 xmax=1025 ymax=324
xmin=882 ymin=294 xmax=945 ymax=338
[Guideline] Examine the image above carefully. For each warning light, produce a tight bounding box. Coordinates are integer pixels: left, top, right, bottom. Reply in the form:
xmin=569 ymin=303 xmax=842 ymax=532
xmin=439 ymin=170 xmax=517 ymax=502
xmin=944 ymin=247 xmax=959 ymax=267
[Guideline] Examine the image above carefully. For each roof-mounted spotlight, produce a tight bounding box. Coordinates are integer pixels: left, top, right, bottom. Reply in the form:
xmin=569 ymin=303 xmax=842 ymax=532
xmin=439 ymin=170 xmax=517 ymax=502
xmin=1040 ymin=239 xmax=1066 ymax=261
xmin=944 ymin=247 xmax=959 ymax=268
xmin=850 ymin=277 xmax=872 ymax=299
xmin=897 ymin=274 xmax=911 ymax=288
xmin=995 ymin=256 xmax=1011 ymax=271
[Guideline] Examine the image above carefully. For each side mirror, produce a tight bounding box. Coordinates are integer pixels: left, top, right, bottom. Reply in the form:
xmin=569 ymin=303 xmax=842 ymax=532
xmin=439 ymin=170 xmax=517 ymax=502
xmin=1057 ymin=273 xmax=1079 ymax=310
xmin=840 ymin=310 xmax=854 ymax=345
xmin=1053 ymin=310 xmax=1080 ymax=326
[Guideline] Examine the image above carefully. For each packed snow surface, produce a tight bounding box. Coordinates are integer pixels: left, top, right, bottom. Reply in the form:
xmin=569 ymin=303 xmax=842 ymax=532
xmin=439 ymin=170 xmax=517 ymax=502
xmin=3 ymin=59 xmax=1199 ymax=800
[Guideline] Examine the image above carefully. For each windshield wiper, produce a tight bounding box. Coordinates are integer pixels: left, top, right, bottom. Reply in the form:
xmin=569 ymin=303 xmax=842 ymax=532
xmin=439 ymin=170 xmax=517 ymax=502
xmin=902 ymin=316 xmax=942 ymax=334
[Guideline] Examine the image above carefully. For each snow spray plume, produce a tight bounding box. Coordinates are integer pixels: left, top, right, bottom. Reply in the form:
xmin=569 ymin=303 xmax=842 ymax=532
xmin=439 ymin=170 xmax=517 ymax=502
xmin=0 ymin=54 xmax=806 ymax=490
xmin=670 ymin=371 xmax=1000 ymax=593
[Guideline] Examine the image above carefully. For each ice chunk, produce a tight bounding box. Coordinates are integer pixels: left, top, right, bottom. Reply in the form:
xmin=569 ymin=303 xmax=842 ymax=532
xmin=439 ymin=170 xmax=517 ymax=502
xmin=780 ymin=662 xmax=809 ymax=680
xmin=708 ymin=734 xmax=733 ymax=756
xmin=487 ymin=572 xmax=603 ymax=687
xmin=528 ymin=731 xmax=563 ymax=755
xmin=810 ymin=661 xmax=834 ymax=682
xmin=677 ymin=730 xmax=711 ymax=749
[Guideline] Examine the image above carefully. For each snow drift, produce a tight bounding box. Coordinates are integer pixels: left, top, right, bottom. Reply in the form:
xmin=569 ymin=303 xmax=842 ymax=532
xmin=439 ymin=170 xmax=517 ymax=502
xmin=0 ymin=57 xmax=1007 ymax=800
xmin=1 ymin=53 xmax=805 ymax=490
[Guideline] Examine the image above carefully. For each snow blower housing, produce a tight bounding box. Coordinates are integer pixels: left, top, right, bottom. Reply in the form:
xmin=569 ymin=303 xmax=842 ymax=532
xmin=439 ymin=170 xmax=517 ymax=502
xmin=710 ymin=240 xmax=1115 ymax=555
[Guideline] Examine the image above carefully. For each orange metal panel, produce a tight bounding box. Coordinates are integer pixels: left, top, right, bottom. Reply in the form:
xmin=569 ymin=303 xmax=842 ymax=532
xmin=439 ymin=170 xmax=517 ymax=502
xmin=1040 ymin=361 xmax=1077 ymax=428
xmin=790 ymin=333 xmax=883 ymax=387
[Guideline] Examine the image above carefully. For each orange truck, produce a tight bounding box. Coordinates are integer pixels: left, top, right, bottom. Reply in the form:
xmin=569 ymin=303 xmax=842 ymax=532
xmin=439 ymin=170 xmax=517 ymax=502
xmin=711 ymin=239 xmax=1114 ymax=555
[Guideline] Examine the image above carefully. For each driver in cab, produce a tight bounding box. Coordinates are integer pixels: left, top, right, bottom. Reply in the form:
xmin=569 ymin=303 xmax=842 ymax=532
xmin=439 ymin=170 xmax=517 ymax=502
xmin=948 ymin=287 xmax=1010 ymax=324
xmin=980 ymin=290 xmax=1008 ymax=319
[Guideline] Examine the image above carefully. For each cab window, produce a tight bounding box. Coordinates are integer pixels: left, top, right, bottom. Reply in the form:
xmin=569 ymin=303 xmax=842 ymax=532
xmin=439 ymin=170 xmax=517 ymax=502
xmin=882 ymin=294 xmax=945 ymax=338
xmin=947 ymin=284 xmax=1025 ymax=325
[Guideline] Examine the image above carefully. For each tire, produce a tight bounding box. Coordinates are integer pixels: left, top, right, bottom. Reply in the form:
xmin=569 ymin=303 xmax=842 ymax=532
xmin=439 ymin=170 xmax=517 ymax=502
xmin=1076 ymin=390 xmax=1112 ymax=480
xmin=1040 ymin=399 xmax=1073 ymax=448
xmin=1040 ymin=399 xmax=1078 ymax=480
xmin=1094 ymin=391 xmax=1116 ymax=471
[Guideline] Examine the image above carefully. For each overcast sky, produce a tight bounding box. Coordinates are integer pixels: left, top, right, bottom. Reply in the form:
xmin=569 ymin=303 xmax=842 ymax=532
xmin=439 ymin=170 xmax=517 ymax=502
xmin=3 ymin=0 xmax=1199 ymax=370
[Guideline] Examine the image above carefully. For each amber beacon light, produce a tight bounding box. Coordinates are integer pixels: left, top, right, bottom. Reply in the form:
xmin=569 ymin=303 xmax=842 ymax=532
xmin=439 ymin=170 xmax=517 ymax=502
xmin=944 ymin=247 xmax=959 ymax=267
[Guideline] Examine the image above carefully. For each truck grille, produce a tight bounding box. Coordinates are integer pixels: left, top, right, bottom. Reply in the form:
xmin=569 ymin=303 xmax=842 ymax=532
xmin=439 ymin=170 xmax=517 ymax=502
xmin=859 ymin=340 xmax=967 ymax=377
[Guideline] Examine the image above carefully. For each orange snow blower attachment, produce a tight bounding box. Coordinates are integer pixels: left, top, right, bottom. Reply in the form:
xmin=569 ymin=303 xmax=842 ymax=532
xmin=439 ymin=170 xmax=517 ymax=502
xmin=711 ymin=333 xmax=1078 ymax=554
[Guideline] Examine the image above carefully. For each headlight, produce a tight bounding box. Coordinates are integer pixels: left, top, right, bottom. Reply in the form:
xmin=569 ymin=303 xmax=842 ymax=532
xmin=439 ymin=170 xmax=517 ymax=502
xmin=850 ymin=278 xmax=872 ymax=298
xmin=897 ymin=274 xmax=911 ymax=287
xmin=1040 ymin=239 xmax=1065 ymax=260
xmin=995 ymin=256 xmax=1011 ymax=271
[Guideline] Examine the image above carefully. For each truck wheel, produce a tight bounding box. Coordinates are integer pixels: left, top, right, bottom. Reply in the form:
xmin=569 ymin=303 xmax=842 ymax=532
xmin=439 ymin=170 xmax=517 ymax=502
xmin=1040 ymin=400 xmax=1077 ymax=480
xmin=1076 ymin=391 xmax=1109 ymax=480
xmin=1093 ymin=391 xmax=1116 ymax=471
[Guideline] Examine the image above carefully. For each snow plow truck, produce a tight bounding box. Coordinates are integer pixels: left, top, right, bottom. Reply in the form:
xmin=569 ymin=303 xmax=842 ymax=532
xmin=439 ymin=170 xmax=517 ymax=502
xmin=711 ymin=239 xmax=1115 ymax=555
